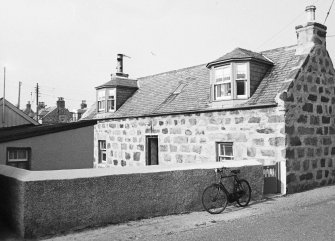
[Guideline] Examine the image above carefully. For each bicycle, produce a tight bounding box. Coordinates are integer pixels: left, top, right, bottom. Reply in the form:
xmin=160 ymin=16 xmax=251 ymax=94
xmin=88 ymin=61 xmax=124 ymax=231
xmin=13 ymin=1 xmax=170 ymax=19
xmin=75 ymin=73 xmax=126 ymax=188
xmin=202 ymin=168 xmax=251 ymax=214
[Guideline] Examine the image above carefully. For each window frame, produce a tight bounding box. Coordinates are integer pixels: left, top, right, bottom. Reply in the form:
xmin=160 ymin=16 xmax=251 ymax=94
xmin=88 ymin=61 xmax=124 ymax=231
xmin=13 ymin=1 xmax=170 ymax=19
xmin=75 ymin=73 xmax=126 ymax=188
xmin=216 ymin=142 xmax=234 ymax=162
xmin=211 ymin=62 xmax=249 ymax=101
xmin=213 ymin=65 xmax=232 ymax=101
xmin=235 ymin=63 xmax=248 ymax=99
xmin=106 ymin=89 xmax=116 ymax=112
xmin=97 ymin=90 xmax=106 ymax=112
xmin=6 ymin=147 xmax=31 ymax=170
xmin=98 ymin=140 xmax=107 ymax=164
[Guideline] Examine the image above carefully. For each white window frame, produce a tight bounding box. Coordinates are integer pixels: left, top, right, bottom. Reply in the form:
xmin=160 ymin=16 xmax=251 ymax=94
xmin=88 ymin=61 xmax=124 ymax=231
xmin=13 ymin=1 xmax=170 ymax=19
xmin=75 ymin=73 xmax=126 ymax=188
xmin=98 ymin=140 xmax=106 ymax=163
xmin=212 ymin=62 xmax=249 ymax=101
xmin=216 ymin=142 xmax=234 ymax=162
xmin=235 ymin=63 xmax=248 ymax=99
xmin=6 ymin=147 xmax=31 ymax=170
xmin=107 ymin=89 xmax=116 ymax=112
xmin=8 ymin=149 xmax=29 ymax=162
xmin=214 ymin=65 xmax=232 ymax=100
xmin=97 ymin=90 xmax=106 ymax=112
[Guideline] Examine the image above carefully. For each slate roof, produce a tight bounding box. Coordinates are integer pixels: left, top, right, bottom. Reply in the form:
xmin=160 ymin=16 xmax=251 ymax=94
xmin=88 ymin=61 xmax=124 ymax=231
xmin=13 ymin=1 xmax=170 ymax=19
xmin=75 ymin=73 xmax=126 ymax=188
xmin=206 ymin=47 xmax=274 ymax=68
xmin=82 ymin=45 xmax=307 ymax=120
xmin=0 ymin=98 xmax=39 ymax=126
xmin=0 ymin=120 xmax=97 ymax=143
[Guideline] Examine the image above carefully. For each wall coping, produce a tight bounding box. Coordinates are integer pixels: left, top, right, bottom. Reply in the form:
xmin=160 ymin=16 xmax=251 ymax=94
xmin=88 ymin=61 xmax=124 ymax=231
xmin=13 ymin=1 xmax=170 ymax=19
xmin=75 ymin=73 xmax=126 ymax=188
xmin=0 ymin=160 xmax=261 ymax=182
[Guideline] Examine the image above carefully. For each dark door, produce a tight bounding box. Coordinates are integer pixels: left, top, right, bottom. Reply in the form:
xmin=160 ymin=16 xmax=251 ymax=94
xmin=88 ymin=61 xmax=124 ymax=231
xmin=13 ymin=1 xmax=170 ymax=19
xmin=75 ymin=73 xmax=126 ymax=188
xmin=146 ymin=136 xmax=158 ymax=165
xmin=263 ymin=163 xmax=279 ymax=194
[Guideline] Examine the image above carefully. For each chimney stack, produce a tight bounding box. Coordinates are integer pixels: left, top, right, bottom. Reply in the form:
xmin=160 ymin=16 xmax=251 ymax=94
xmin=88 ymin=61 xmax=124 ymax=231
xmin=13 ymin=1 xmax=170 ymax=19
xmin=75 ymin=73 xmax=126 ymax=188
xmin=295 ymin=5 xmax=327 ymax=55
xmin=57 ymin=97 xmax=65 ymax=109
xmin=80 ymin=100 xmax=87 ymax=109
xmin=115 ymin=54 xmax=129 ymax=78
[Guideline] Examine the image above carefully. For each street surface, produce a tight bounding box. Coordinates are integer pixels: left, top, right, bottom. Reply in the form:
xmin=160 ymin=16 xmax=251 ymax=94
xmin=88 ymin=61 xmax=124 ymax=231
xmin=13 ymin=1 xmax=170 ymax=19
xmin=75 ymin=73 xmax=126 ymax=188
xmin=43 ymin=185 xmax=335 ymax=241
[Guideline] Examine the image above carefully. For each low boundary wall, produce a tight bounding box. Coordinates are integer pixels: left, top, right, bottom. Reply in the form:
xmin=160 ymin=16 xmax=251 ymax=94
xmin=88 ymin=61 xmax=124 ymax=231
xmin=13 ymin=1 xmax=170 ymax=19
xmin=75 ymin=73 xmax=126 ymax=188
xmin=0 ymin=162 xmax=263 ymax=238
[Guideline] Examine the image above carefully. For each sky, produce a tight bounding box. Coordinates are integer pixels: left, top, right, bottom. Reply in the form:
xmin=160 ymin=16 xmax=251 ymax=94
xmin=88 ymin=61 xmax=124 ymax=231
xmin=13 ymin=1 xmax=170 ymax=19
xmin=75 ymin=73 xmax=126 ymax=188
xmin=0 ymin=0 xmax=334 ymax=112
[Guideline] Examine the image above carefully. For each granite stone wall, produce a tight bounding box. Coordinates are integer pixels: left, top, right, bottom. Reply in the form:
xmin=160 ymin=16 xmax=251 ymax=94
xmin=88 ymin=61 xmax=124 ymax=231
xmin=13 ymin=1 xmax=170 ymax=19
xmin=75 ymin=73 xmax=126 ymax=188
xmin=283 ymin=44 xmax=335 ymax=193
xmin=0 ymin=164 xmax=263 ymax=238
xmin=94 ymin=107 xmax=285 ymax=168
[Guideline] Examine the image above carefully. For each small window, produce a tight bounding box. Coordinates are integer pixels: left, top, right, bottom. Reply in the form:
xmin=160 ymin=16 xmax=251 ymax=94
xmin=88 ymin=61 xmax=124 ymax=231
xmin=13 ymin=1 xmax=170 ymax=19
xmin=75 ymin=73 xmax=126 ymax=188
xmin=97 ymin=90 xmax=106 ymax=112
xmin=217 ymin=142 xmax=234 ymax=161
xmin=214 ymin=66 xmax=231 ymax=100
xmin=7 ymin=148 xmax=31 ymax=170
xmin=107 ymin=89 xmax=115 ymax=112
xmin=98 ymin=140 xmax=106 ymax=163
xmin=236 ymin=63 xmax=247 ymax=98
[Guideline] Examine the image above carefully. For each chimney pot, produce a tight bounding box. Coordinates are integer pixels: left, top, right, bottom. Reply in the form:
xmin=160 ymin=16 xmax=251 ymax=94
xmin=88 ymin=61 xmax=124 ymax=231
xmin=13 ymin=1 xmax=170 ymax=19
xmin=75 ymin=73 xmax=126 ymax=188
xmin=305 ymin=5 xmax=316 ymax=22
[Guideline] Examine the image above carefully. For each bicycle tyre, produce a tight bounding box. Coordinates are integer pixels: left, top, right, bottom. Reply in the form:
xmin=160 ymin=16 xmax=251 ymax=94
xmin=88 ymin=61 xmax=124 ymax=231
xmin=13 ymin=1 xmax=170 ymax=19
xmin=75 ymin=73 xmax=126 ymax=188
xmin=236 ymin=179 xmax=251 ymax=207
xmin=202 ymin=184 xmax=228 ymax=214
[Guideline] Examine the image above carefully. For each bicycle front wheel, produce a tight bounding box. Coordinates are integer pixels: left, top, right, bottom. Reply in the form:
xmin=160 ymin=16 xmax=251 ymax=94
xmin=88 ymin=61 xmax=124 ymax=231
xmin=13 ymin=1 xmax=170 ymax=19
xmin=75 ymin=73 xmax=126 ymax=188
xmin=202 ymin=184 xmax=228 ymax=214
xmin=236 ymin=179 xmax=251 ymax=207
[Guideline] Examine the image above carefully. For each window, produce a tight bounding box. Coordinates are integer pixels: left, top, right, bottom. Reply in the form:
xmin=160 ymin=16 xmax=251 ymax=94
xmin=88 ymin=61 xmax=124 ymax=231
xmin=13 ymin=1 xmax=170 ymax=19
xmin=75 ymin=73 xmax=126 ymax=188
xmin=107 ymin=89 xmax=115 ymax=112
xmin=97 ymin=90 xmax=105 ymax=112
xmin=236 ymin=63 xmax=247 ymax=98
xmin=214 ymin=66 xmax=231 ymax=100
xmin=98 ymin=140 xmax=106 ymax=163
xmin=6 ymin=148 xmax=31 ymax=170
xmin=212 ymin=63 xmax=248 ymax=101
xmin=217 ymin=143 xmax=234 ymax=161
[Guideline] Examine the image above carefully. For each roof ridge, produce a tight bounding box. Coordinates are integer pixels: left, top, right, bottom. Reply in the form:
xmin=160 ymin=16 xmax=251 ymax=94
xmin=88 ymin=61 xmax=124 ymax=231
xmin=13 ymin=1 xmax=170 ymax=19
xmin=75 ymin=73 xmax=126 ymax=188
xmin=138 ymin=63 xmax=206 ymax=80
xmin=260 ymin=44 xmax=297 ymax=54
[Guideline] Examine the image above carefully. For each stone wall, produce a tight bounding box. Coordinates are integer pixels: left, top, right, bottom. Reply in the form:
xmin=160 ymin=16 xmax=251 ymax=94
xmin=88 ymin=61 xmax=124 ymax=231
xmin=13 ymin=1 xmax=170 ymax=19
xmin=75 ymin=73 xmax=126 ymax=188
xmin=283 ymin=44 xmax=335 ymax=193
xmin=94 ymin=107 xmax=286 ymax=169
xmin=0 ymin=163 xmax=263 ymax=238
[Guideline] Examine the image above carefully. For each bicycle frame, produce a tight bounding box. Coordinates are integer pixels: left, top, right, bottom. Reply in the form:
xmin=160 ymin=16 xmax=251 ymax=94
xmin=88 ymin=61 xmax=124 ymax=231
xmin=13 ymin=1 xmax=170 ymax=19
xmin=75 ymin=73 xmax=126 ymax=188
xmin=217 ymin=173 xmax=242 ymax=203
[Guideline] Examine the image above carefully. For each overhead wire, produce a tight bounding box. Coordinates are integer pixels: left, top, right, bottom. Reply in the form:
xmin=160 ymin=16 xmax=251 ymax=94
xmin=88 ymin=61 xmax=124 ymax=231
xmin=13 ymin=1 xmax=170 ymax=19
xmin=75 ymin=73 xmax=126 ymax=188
xmin=256 ymin=0 xmax=320 ymax=51
xmin=324 ymin=0 xmax=335 ymax=24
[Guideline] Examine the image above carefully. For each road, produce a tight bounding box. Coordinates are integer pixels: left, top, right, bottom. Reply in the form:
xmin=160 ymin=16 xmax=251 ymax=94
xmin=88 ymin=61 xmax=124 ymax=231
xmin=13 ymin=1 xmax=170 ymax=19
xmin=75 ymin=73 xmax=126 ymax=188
xmin=45 ymin=185 xmax=335 ymax=241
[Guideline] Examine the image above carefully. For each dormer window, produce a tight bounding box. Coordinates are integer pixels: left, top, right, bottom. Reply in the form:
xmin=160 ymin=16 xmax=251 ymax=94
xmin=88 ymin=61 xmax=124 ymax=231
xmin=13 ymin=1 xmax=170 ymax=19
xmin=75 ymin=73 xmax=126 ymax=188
xmin=207 ymin=47 xmax=274 ymax=103
xmin=213 ymin=62 xmax=249 ymax=101
xmin=214 ymin=66 xmax=231 ymax=100
xmin=98 ymin=90 xmax=106 ymax=112
xmin=236 ymin=63 xmax=247 ymax=98
xmin=107 ymin=89 xmax=115 ymax=112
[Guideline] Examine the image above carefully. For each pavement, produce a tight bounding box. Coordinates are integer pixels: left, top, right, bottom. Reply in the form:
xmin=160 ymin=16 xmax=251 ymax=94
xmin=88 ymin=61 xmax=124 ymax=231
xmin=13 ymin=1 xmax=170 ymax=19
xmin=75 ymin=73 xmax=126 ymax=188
xmin=1 ymin=185 xmax=335 ymax=240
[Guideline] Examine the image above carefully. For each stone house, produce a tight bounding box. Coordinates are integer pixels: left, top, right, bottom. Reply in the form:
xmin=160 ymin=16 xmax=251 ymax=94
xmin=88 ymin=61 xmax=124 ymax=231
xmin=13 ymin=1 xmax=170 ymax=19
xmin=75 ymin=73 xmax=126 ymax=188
xmin=38 ymin=97 xmax=73 ymax=124
xmin=82 ymin=6 xmax=335 ymax=194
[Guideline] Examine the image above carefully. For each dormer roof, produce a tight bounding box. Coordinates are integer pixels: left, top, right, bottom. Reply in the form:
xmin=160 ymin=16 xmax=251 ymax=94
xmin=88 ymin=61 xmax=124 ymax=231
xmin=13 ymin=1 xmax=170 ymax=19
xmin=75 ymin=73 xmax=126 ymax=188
xmin=95 ymin=75 xmax=138 ymax=90
xmin=206 ymin=47 xmax=274 ymax=68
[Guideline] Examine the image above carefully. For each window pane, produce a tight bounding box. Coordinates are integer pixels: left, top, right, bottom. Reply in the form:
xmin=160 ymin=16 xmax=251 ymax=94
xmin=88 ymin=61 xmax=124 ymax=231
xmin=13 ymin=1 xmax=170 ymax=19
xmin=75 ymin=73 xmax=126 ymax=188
xmin=225 ymin=145 xmax=233 ymax=156
xmin=215 ymin=85 xmax=221 ymax=98
xmin=215 ymin=68 xmax=223 ymax=82
xmin=107 ymin=100 xmax=115 ymax=111
xmin=221 ymin=83 xmax=231 ymax=96
xmin=236 ymin=64 xmax=247 ymax=79
xmin=98 ymin=90 xmax=105 ymax=100
xmin=220 ymin=144 xmax=225 ymax=155
xmin=222 ymin=67 xmax=231 ymax=81
xmin=237 ymin=80 xmax=246 ymax=96
xmin=17 ymin=150 xmax=27 ymax=159
xmin=9 ymin=151 xmax=15 ymax=159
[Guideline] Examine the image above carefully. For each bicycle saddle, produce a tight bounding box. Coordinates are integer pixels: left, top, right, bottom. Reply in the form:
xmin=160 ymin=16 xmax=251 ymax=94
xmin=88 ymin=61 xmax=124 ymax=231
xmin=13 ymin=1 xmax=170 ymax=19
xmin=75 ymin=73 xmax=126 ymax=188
xmin=231 ymin=169 xmax=240 ymax=174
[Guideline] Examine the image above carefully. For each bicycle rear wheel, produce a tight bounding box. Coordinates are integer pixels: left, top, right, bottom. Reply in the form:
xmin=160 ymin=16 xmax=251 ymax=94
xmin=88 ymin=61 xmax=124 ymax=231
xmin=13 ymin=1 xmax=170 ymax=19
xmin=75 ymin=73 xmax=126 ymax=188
xmin=202 ymin=184 xmax=228 ymax=214
xmin=236 ymin=179 xmax=251 ymax=207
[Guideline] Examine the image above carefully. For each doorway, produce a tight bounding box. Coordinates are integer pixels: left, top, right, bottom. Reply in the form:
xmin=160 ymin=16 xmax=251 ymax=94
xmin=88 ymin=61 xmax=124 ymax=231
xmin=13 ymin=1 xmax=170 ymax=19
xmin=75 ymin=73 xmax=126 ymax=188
xmin=263 ymin=163 xmax=280 ymax=194
xmin=146 ymin=136 xmax=158 ymax=165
